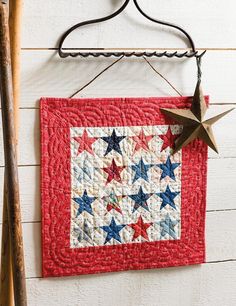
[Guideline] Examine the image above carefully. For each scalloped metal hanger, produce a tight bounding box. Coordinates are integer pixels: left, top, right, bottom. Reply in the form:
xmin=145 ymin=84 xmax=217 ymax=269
xmin=58 ymin=0 xmax=206 ymax=60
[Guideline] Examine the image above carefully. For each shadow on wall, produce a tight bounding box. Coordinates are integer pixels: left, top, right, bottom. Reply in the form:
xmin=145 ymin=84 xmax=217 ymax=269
xmin=23 ymin=51 xmax=197 ymax=109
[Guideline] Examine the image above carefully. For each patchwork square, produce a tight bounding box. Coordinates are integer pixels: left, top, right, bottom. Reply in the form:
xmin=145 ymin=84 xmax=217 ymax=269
xmin=40 ymin=97 xmax=208 ymax=277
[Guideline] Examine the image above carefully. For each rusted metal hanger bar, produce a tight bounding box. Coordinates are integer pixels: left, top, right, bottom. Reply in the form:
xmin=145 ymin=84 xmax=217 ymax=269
xmin=0 ymin=1 xmax=27 ymax=305
xmin=58 ymin=0 xmax=206 ymax=59
xmin=61 ymin=50 xmax=206 ymax=59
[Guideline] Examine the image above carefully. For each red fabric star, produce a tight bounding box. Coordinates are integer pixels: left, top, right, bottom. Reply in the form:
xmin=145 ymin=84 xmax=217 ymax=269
xmin=131 ymin=130 xmax=154 ymax=153
xmin=102 ymin=159 xmax=125 ymax=185
xmin=129 ymin=216 xmax=152 ymax=241
xmin=73 ymin=130 xmax=97 ymax=155
xmin=159 ymin=127 xmax=179 ymax=152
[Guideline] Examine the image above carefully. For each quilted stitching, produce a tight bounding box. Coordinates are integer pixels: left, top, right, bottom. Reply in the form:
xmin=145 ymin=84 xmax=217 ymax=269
xmin=40 ymin=97 xmax=208 ymax=277
xmin=70 ymin=125 xmax=182 ymax=248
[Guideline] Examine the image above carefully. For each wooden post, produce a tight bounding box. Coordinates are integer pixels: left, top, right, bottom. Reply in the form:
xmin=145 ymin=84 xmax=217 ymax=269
xmin=9 ymin=0 xmax=22 ymax=133
xmin=0 ymin=2 xmax=27 ymax=306
xmin=0 ymin=1 xmax=23 ymax=304
xmin=0 ymin=200 xmax=14 ymax=306
xmin=0 ymin=1 xmax=23 ymax=305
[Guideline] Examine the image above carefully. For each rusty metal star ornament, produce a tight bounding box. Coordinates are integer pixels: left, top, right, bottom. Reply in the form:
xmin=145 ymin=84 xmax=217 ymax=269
xmin=161 ymin=81 xmax=234 ymax=154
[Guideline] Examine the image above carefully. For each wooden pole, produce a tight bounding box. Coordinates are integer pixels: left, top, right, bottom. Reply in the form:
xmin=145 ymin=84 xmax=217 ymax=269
xmin=9 ymin=0 xmax=22 ymax=134
xmin=0 ymin=1 xmax=23 ymax=305
xmin=0 ymin=200 xmax=14 ymax=306
xmin=0 ymin=2 xmax=27 ymax=306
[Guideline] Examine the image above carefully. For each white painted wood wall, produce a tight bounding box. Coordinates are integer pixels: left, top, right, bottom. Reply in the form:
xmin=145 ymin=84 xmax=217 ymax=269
xmin=3 ymin=0 xmax=236 ymax=305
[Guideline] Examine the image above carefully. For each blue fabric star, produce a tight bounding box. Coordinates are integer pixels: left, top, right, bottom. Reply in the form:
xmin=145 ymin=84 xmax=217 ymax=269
xmin=156 ymin=185 xmax=180 ymax=210
xmin=74 ymin=220 xmax=93 ymax=244
xmin=131 ymin=158 xmax=154 ymax=183
xmin=101 ymin=217 xmax=125 ymax=244
xmin=157 ymin=156 xmax=180 ymax=181
xmin=158 ymin=214 xmax=179 ymax=239
xmin=81 ymin=166 xmax=92 ymax=179
xmin=102 ymin=130 xmax=126 ymax=156
xmin=73 ymin=190 xmax=96 ymax=216
xmin=75 ymin=165 xmax=92 ymax=183
xmin=129 ymin=186 xmax=152 ymax=213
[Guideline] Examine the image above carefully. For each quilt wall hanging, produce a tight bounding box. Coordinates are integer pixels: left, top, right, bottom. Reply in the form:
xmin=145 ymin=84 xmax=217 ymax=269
xmin=40 ymin=0 xmax=233 ymax=277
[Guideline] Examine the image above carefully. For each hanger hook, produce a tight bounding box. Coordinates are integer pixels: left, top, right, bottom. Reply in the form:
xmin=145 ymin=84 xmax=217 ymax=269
xmin=133 ymin=0 xmax=196 ymax=52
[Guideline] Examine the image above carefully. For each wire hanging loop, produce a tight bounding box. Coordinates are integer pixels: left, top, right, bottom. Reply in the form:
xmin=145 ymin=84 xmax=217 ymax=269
xmin=196 ymin=55 xmax=203 ymax=83
xmin=58 ymin=0 xmax=206 ymax=59
xmin=69 ymin=54 xmax=184 ymax=98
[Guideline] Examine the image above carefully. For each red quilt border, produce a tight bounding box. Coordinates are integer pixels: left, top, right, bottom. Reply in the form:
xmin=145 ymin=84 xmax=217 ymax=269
xmin=40 ymin=96 xmax=208 ymax=278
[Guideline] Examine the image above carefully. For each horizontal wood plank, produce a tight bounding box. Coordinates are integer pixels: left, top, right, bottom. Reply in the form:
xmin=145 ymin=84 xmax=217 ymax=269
xmin=0 ymin=107 xmax=234 ymax=167
xmin=0 ymin=156 xmax=235 ymax=223
xmin=20 ymin=50 xmax=236 ymax=108
xmin=22 ymin=0 xmax=236 ymax=49
xmin=15 ymin=107 xmax=236 ymax=166
xmin=0 ymin=210 xmax=232 ymax=279
xmin=25 ymin=261 xmax=236 ymax=306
